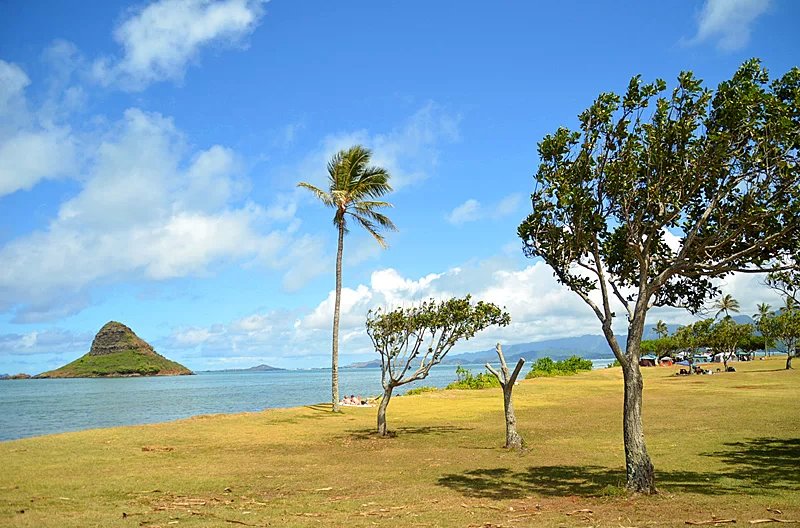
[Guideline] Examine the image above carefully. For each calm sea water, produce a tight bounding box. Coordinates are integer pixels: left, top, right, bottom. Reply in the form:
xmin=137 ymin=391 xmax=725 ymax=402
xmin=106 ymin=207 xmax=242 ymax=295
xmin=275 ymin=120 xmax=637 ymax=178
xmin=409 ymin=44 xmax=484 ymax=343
xmin=0 ymin=359 xmax=614 ymax=441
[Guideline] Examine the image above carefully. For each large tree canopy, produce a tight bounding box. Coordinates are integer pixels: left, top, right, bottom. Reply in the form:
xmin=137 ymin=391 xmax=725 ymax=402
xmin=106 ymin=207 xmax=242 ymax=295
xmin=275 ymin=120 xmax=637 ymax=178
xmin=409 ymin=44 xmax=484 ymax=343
xmin=518 ymin=59 xmax=799 ymax=493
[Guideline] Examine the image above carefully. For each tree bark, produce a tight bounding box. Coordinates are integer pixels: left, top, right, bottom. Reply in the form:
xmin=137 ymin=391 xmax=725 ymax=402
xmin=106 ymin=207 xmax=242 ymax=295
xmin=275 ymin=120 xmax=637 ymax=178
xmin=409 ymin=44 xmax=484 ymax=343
xmin=787 ymin=351 xmax=794 ymax=370
xmin=486 ymin=345 xmax=525 ymax=450
xmin=377 ymin=387 xmax=393 ymax=436
xmin=621 ymin=359 xmax=656 ymax=493
xmin=503 ymin=384 xmax=524 ymax=449
xmin=331 ymin=222 xmax=345 ymax=412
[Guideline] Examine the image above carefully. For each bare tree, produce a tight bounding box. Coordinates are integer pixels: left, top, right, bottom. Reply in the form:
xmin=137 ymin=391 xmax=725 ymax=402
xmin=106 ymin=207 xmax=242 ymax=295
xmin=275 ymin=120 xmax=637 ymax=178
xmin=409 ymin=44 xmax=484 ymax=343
xmin=485 ymin=343 xmax=526 ymax=449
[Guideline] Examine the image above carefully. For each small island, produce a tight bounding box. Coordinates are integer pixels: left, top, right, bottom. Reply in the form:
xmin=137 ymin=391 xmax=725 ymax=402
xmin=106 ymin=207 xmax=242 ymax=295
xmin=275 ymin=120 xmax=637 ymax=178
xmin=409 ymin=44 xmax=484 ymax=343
xmin=35 ymin=321 xmax=193 ymax=378
xmin=210 ymin=364 xmax=285 ymax=373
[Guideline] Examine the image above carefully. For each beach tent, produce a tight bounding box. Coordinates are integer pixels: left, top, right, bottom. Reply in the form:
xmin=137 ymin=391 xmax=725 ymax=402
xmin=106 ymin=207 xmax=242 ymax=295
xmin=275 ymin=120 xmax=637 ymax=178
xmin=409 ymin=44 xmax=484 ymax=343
xmin=639 ymin=354 xmax=657 ymax=367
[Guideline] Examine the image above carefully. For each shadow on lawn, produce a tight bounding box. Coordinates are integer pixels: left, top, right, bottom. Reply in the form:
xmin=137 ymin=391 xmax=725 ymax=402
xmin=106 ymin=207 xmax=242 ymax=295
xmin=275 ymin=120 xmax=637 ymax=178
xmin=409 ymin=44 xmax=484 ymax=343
xmin=437 ymin=436 xmax=800 ymax=499
xmin=345 ymin=425 xmax=473 ymax=440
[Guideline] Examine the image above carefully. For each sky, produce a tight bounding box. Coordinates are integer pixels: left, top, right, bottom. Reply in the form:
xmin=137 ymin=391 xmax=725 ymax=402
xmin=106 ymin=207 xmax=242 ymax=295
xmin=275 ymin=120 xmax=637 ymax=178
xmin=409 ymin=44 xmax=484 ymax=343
xmin=0 ymin=0 xmax=798 ymax=374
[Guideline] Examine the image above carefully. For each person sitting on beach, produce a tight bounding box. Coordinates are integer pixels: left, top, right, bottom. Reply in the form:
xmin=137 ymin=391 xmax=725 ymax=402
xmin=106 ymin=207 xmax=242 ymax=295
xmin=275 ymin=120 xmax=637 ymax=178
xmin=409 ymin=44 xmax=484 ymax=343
xmin=341 ymin=395 xmax=351 ymax=405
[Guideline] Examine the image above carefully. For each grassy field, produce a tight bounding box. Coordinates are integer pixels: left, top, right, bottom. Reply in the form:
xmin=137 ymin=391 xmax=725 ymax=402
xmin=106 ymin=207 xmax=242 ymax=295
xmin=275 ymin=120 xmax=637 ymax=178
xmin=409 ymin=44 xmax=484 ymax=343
xmin=1 ymin=356 xmax=798 ymax=527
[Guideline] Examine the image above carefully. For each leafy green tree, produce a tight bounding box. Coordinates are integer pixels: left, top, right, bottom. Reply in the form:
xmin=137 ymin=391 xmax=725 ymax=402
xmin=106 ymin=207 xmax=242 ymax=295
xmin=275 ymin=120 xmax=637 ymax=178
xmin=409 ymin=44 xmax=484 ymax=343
xmin=763 ymin=300 xmax=800 ymax=369
xmin=714 ymin=294 xmax=741 ymax=319
xmin=366 ymin=296 xmax=510 ymax=436
xmin=298 ymin=145 xmax=396 ymax=412
xmin=766 ymin=270 xmax=800 ymax=305
xmin=675 ymin=319 xmax=713 ymax=375
xmin=708 ymin=318 xmax=753 ymax=370
xmin=518 ymin=60 xmax=800 ymax=493
xmin=642 ymin=336 xmax=679 ymax=361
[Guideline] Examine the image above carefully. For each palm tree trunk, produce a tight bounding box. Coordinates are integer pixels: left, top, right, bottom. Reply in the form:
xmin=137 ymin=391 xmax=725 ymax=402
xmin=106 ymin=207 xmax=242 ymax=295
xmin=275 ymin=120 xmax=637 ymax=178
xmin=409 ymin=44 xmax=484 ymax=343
xmin=331 ymin=223 xmax=344 ymax=412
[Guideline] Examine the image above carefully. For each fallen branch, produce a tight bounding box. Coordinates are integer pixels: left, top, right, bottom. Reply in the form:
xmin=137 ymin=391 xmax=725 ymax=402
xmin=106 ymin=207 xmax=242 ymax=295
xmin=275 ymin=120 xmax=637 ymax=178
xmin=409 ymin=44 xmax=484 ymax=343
xmin=567 ymin=508 xmax=593 ymax=515
xmin=749 ymin=520 xmax=799 ymax=525
xmin=685 ymin=520 xmax=736 ymax=526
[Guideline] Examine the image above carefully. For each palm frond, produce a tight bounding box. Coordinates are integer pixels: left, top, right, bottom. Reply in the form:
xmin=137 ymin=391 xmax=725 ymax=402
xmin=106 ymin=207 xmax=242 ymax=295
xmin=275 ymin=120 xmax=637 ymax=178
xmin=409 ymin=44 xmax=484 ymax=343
xmin=297 ymin=182 xmax=335 ymax=208
xmin=351 ymin=208 xmax=397 ymax=231
xmin=352 ymin=214 xmax=388 ymax=248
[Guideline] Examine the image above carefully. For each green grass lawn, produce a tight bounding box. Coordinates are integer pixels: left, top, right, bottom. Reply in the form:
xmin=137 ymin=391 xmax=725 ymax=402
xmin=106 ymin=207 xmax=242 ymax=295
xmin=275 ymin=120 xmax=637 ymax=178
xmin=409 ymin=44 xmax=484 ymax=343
xmin=1 ymin=356 xmax=798 ymax=527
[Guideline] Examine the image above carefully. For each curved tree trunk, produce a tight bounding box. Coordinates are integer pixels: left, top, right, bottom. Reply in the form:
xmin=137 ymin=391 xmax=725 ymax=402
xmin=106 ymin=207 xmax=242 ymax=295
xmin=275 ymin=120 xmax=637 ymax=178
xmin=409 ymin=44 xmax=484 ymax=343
xmin=621 ymin=359 xmax=656 ymax=493
xmin=331 ymin=223 xmax=345 ymax=412
xmin=787 ymin=351 xmax=794 ymax=370
xmin=377 ymin=387 xmax=393 ymax=436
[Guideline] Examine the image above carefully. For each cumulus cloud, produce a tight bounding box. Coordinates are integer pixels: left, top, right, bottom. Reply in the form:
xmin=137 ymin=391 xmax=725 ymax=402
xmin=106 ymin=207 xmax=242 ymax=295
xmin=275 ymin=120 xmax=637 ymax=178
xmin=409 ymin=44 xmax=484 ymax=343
xmin=689 ymin=0 xmax=770 ymax=51
xmin=447 ymin=199 xmax=481 ymax=225
xmin=166 ymin=258 xmax=602 ymax=365
xmin=0 ymin=60 xmax=78 ymax=197
xmin=0 ymin=106 xmax=305 ymax=322
xmin=446 ymin=193 xmax=522 ymax=225
xmin=0 ymin=328 xmax=92 ymax=357
xmin=161 ymin=253 xmax=788 ymax=368
xmin=92 ymin=0 xmax=267 ymax=90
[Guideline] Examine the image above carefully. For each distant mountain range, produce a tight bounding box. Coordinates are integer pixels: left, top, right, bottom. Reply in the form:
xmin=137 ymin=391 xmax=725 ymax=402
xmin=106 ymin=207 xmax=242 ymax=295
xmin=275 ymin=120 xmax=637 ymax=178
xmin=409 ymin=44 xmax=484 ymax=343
xmin=344 ymin=315 xmax=757 ymax=368
xmin=344 ymin=333 xmax=618 ymax=369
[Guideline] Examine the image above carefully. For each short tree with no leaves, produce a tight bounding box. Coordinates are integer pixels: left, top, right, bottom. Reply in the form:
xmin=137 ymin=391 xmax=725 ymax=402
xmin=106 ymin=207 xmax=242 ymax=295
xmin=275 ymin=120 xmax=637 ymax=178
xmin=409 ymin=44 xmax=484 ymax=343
xmin=485 ymin=343 xmax=526 ymax=449
xmin=366 ymin=296 xmax=510 ymax=436
xmin=517 ymin=60 xmax=800 ymax=493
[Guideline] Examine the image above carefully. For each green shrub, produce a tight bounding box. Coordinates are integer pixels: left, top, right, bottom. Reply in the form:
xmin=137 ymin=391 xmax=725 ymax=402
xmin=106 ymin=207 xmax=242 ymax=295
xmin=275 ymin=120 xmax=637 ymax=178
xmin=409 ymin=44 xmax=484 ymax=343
xmin=525 ymin=355 xmax=594 ymax=378
xmin=404 ymin=386 xmax=439 ymax=396
xmin=606 ymin=359 xmax=621 ymax=368
xmin=446 ymin=366 xmax=501 ymax=390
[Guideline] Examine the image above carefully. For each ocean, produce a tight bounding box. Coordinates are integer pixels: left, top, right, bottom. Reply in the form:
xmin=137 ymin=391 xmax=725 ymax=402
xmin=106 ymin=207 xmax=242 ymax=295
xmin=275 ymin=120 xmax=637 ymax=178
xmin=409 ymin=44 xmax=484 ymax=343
xmin=0 ymin=359 xmax=615 ymax=441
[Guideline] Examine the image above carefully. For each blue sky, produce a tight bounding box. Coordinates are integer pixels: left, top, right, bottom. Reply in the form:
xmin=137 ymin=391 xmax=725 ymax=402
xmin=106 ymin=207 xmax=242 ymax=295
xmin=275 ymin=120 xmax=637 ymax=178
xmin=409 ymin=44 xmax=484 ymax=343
xmin=1 ymin=0 xmax=797 ymax=373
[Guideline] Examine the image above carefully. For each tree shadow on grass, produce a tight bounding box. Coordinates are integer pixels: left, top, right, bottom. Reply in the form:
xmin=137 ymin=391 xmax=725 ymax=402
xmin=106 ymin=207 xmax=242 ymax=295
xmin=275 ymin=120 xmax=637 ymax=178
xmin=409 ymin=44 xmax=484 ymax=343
xmin=701 ymin=437 xmax=800 ymax=491
xmin=437 ymin=436 xmax=800 ymax=499
xmin=345 ymin=425 xmax=473 ymax=441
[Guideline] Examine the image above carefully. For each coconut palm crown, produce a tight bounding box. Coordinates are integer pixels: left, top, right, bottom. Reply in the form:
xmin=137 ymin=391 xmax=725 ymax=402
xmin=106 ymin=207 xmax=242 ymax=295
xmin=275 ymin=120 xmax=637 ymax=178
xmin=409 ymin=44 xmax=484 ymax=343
xmin=714 ymin=294 xmax=741 ymax=319
xmin=297 ymin=145 xmax=396 ymax=412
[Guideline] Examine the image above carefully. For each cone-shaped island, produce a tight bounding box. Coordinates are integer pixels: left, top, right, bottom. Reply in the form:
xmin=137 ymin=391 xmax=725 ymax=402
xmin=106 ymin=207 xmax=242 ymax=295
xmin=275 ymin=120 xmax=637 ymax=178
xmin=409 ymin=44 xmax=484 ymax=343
xmin=36 ymin=321 xmax=193 ymax=378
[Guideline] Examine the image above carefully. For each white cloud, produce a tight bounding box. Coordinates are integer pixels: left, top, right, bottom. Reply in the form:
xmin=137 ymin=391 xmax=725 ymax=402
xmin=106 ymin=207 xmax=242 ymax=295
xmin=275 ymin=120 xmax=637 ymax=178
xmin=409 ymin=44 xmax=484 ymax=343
xmin=0 ymin=60 xmax=78 ymax=197
xmin=446 ymin=193 xmax=522 ymax=225
xmin=0 ymin=129 xmax=77 ymax=196
xmin=92 ymin=0 xmax=267 ymax=90
xmin=0 ymin=106 xmax=305 ymax=322
xmin=447 ymin=199 xmax=481 ymax=225
xmin=690 ymin=0 xmax=770 ymax=51
xmin=157 ymin=252 xmax=787 ymax=368
xmin=0 ymin=328 xmax=92 ymax=357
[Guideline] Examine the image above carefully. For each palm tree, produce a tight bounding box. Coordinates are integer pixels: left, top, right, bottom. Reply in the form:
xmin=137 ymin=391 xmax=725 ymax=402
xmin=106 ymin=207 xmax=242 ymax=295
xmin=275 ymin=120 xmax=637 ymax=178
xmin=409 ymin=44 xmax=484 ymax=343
xmin=653 ymin=320 xmax=668 ymax=339
xmin=714 ymin=294 xmax=740 ymax=320
xmin=298 ymin=145 xmax=396 ymax=412
xmin=753 ymin=303 xmax=772 ymax=356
